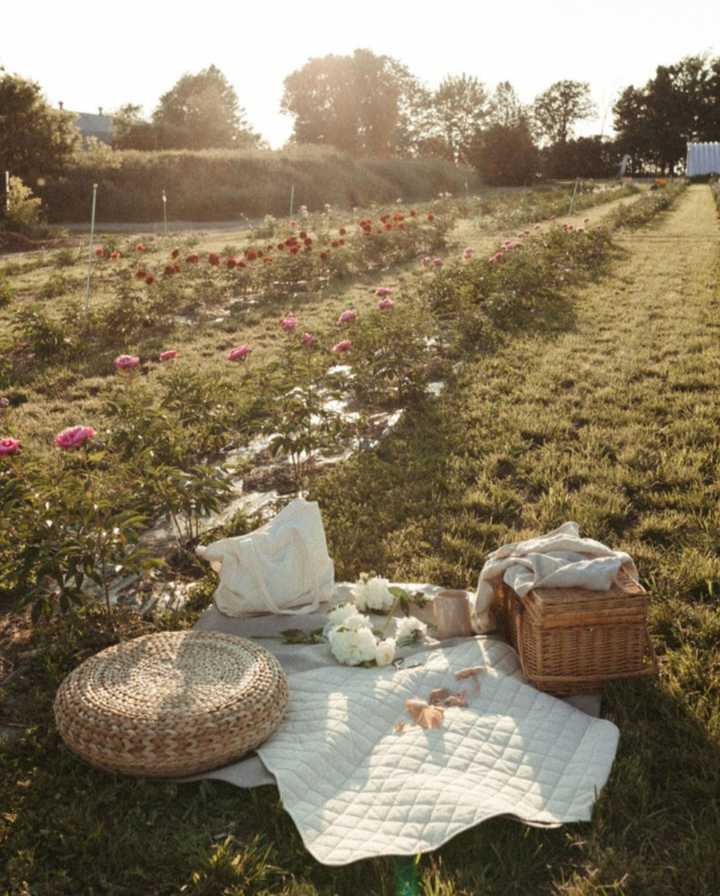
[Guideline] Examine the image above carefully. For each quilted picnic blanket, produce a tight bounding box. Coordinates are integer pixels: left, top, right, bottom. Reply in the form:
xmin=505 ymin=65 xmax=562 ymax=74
xmin=192 ymin=593 xmax=619 ymax=866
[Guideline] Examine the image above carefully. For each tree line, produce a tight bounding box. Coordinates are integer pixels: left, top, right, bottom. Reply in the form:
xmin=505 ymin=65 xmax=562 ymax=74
xmin=2 ymin=49 xmax=720 ymax=197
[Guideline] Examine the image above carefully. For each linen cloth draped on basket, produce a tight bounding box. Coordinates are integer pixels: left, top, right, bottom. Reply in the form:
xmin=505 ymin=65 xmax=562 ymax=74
xmin=188 ymin=583 xmax=620 ymax=866
xmin=474 ymin=521 xmax=640 ymax=633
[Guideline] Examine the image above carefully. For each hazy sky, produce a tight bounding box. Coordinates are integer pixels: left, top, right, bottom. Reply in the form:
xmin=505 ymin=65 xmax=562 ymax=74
xmin=2 ymin=0 xmax=716 ymax=148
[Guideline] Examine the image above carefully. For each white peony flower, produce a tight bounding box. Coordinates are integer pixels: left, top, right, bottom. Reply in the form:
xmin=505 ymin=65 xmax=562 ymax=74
xmin=328 ymin=625 xmax=379 ymax=666
xmin=323 ymin=602 xmax=360 ymax=637
xmin=352 ymin=576 xmax=395 ymax=612
xmin=375 ymin=638 xmax=397 ymax=667
xmin=395 ymin=616 xmax=427 ymax=641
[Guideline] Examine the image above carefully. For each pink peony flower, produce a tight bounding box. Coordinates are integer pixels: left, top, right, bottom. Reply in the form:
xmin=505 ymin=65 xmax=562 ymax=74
xmin=135 ymin=243 xmax=146 ymax=252
xmin=374 ymin=287 xmax=392 ymax=297
xmin=160 ymin=349 xmax=179 ymax=362
xmin=110 ymin=251 xmax=121 ymax=259
xmin=338 ymin=309 xmax=357 ymax=324
xmin=432 ymin=257 xmax=443 ymax=267
xmin=55 ymin=426 xmax=95 ymax=450
xmin=114 ymin=355 xmax=140 ymax=370
xmin=228 ymin=345 xmax=251 ymax=362
xmin=462 ymin=247 xmax=474 ymax=260
xmin=421 ymin=256 xmax=432 ymax=267
xmin=0 ymin=397 xmax=9 ymax=408
xmin=333 ymin=340 xmax=352 ymax=353
xmin=0 ymin=437 xmax=21 ymax=456
xmin=377 ymin=298 xmax=395 ymax=309
xmin=281 ymin=313 xmax=298 ymax=331
xmin=302 ymin=332 xmax=316 ymax=344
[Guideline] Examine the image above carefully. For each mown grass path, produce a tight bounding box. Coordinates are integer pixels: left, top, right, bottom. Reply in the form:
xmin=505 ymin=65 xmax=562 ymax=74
xmin=317 ymin=186 xmax=720 ymax=894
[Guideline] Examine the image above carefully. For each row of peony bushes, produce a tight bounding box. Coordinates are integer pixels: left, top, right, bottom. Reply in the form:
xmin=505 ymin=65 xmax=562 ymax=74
xmin=37 ymin=146 xmax=480 ymax=224
xmin=1 ymin=185 xmax=687 ymax=618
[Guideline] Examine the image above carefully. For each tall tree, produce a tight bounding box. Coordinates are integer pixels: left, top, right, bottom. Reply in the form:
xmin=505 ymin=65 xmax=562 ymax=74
xmin=111 ymin=104 xmax=157 ymax=151
xmin=281 ymin=49 xmax=415 ymax=158
xmin=151 ymin=65 xmax=261 ymax=150
xmin=613 ymin=54 xmax=720 ymax=173
xmin=0 ymin=67 xmax=78 ymax=183
xmin=488 ymin=81 xmax=526 ymax=128
xmin=532 ymin=80 xmax=596 ymax=145
xmin=467 ymin=119 xmax=539 ymax=185
xmin=430 ymin=74 xmax=492 ymax=163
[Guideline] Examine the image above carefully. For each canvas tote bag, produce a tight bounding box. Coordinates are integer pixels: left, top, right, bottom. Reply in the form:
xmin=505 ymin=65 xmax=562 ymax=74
xmin=196 ymin=497 xmax=335 ymax=616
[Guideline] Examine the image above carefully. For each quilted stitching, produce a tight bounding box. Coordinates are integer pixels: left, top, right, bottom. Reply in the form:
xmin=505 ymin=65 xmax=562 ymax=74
xmin=256 ymin=638 xmax=619 ymax=865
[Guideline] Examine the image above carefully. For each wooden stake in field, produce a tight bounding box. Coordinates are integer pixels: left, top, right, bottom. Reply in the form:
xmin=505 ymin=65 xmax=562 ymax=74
xmin=289 ymin=183 xmax=295 ymax=223
xmin=84 ymin=183 xmax=98 ymax=330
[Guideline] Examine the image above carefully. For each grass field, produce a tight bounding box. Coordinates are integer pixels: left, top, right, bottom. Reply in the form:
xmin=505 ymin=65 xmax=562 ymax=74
xmin=2 ymin=180 xmax=719 ymax=895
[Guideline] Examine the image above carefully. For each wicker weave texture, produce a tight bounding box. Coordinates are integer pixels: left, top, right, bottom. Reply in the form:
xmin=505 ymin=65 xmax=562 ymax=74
xmin=502 ymin=572 xmax=658 ymax=695
xmin=54 ymin=631 xmax=289 ymax=777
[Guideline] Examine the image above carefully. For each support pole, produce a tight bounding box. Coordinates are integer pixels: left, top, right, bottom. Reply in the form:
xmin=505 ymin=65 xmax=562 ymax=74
xmin=568 ymin=178 xmax=581 ymax=217
xmin=84 ymin=184 xmax=98 ymax=329
xmin=289 ymin=183 xmax=295 ymax=223
xmin=162 ymin=189 xmax=167 ymax=233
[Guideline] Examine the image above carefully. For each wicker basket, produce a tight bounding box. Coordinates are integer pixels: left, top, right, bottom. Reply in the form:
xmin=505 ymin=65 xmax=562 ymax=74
xmin=501 ymin=571 xmax=658 ymax=695
xmin=54 ymin=631 xmax=289 ymax=777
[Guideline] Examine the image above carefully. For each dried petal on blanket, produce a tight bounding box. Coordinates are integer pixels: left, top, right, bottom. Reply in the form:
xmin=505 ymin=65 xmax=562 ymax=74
xmin=429 ymin=687 xmax=468 ymax=707
xmin=454 ymin=665 xmax=485 ymax=695
xmin=405 ymin=699 xmax=445 ymax=729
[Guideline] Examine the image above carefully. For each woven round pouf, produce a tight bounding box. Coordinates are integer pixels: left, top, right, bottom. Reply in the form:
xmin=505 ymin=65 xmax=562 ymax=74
xmin=54 ymin=631 xmax=289 ymax=778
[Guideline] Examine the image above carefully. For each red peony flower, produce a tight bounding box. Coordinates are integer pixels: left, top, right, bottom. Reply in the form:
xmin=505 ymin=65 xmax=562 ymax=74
xmin=0 ymin=437 xmax=21 ymax=456
xmin=208 ymin=253 xmax=221 ymax=266
xmin=135 ymin=270 xmax=147 ymax=281
xmin=114 ymin=354 xmax=140 ymax=370
xmin=110 ymin=251 xmax=120 ymax=259
xmin=339 ymin=227 xmax=346 ymax=235
xmin=54 ymin=425 xmax=95 ymax=450
xmin=145 ymin=276 xmax=155 ymax=285
xmin=163 ymin=265 xmax=177 ymax=276
xmin=135 ymin=243 xmax=146 ymax=252
xmin=427 ymin=213 xmax=435 ymax=221
xmin=226 ymin=258 xmax=237 ymax=268
xmin=186 ymin=254 xmax=199 ymax=264
xmin=94 ymin=247 xmax=105 ymax=257
xmin=171 ymin=248 xmax=180 ymax=259
xmin=228 ymin=345 xmax=251 ymax=362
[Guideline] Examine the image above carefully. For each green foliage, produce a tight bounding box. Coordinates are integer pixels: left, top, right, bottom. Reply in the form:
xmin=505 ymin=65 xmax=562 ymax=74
xmin=12 ymin=302 xmax=76 ymax=359
xmin=532 ymin=79 xmax=596 ymax=146
xmin=3 ymin=444 xmax=158 ymax=618
xmin=282 ymin=49 xmax=421 ymax=158
xmin=39 ymin=147 xmax=481 ymax=223
xmin=1 ymin=175 xmax=43 ymax=233
xmin=468 ymin=120 xmax=539 ymax=186
xmin=0 ymin=67 xmax=79 ymax=182
xmin=613 ymin=53 xmax=720 ymax=174
xmin=151 ymin=64 xmax=262 ymax=151
xmin=0 ymin=272 xmax=15 ymax=307
xmin=38 ymin=271 xmax=70 ymax=299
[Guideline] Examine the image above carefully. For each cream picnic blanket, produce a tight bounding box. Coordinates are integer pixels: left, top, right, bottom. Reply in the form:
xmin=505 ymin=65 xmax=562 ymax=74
xmin=191 ymin=585 xmax=619 ymax=865
xmin=474 ymin=522 xmax=640 ymax=633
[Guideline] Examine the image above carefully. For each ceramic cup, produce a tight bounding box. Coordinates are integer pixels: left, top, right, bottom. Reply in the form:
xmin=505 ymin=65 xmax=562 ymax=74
xmin=434 ymin=590 xmax=473 ymax=640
